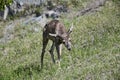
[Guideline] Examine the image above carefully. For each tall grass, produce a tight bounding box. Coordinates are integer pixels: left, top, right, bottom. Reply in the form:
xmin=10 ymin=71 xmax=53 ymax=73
xmin=0 ymin=1 xmax=120 ymax=80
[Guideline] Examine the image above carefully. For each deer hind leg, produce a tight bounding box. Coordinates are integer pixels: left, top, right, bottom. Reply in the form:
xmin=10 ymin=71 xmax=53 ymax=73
xmin=55 ymin=44 xmax=62 ymax=67
xmin=41 ymin=38 xmax=49 ymax=68
xmin=49 ymin=42 xmax=55 ymax=63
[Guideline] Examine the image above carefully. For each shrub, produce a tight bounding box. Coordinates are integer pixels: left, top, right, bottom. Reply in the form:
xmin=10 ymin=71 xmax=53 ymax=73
xmin=0 ymin=0 xmax=12 ymax=10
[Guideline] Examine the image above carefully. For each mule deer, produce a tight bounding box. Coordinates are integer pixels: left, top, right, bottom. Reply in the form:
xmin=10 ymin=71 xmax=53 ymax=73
xmin=41 ymin=20 xmax=73 ymax=68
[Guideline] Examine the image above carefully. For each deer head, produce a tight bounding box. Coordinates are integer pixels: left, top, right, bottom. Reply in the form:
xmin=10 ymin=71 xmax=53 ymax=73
xmin=49 ymin=23 xmax=73 ymax=51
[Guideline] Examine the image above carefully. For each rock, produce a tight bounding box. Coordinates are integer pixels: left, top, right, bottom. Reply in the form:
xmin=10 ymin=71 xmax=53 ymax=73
xmin=44 ymin=10 xmax=60 ymax=19
xmin=77 ymin=0 xmax=107 ymax=17
xmin=54 ymin=5 xmax=68 ymax=13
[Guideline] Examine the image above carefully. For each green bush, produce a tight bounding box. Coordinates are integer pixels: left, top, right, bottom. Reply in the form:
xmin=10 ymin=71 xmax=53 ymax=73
xmin=0 ymin=0 xmax=12 ymax=10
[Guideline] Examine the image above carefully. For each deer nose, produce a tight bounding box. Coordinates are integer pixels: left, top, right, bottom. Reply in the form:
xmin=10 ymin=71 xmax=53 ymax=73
xmin=68 ymin=48 xmax=71 ymax=51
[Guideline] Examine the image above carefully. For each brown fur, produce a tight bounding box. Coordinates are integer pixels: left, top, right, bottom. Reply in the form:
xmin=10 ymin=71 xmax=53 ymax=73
xmin=41 ymin=20 xmax=73 ymax=68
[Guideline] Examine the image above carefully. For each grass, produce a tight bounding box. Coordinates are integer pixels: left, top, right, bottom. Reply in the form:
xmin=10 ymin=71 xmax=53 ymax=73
xmin=0 ymin=1 xmax=120 ymax=80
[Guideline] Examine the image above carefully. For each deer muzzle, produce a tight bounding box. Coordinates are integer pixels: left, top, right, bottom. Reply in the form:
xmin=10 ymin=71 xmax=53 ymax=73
xmin=65 ymin=42 xmax=71 ymax=51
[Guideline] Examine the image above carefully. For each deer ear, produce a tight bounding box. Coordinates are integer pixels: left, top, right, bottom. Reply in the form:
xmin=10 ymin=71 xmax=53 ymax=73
xmin=49 ymin=33 xmax=57 ymax=37
xmin=68 ymin=23 xmax=73 ymax=34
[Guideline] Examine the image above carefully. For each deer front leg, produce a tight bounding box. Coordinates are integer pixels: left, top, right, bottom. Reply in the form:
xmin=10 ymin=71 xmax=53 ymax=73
xmin=41 ymin=38 xmax=48 ymax=68
xmin=55 ymin=43 xmax=62 ymax=67
xmin=49 ymin=42 xmax=55 ymax=63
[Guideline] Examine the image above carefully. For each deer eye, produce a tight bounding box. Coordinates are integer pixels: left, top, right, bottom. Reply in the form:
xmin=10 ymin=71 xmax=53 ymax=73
xmin=69 ymin=38 xmax=71 ymax=41
xmin=63 ymin=40 xmax=65 ymax=44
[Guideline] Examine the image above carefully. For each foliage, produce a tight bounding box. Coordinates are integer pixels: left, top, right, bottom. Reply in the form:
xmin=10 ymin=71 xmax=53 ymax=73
xmin=0 ymin=0 xmax=12 ymax=10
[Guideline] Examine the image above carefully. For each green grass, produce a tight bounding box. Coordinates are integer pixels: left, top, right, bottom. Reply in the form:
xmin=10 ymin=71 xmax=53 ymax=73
xmin=0 ymin=1 xmax=120 ymax=80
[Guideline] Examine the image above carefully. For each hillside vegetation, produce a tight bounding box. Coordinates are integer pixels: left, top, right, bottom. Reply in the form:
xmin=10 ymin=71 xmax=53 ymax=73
xmin=0 ymin=0 xmax=120 ymax=80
